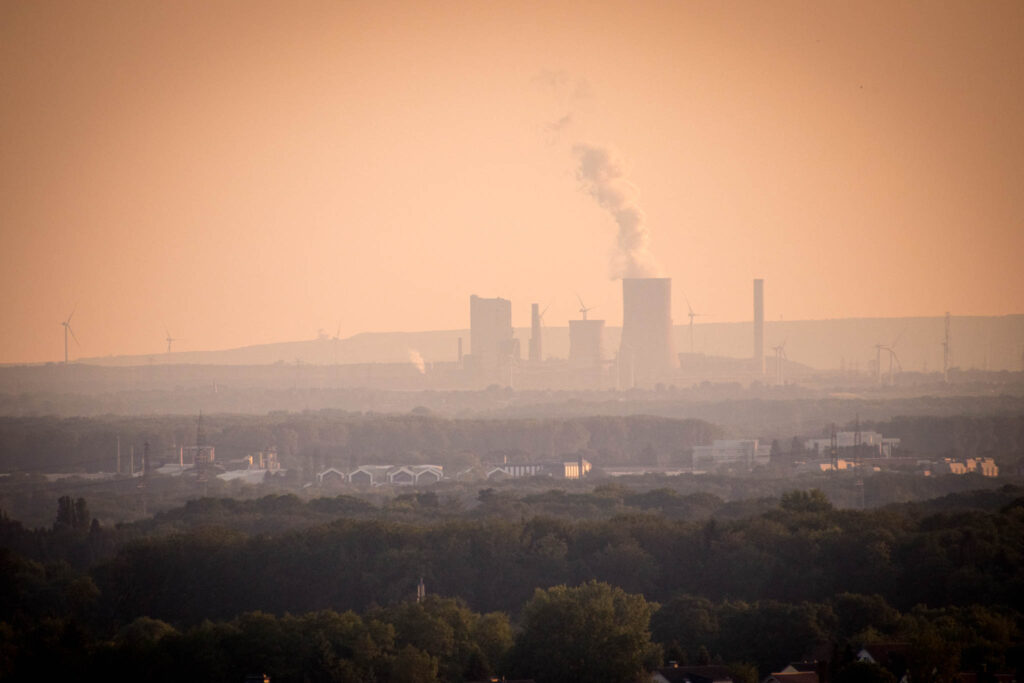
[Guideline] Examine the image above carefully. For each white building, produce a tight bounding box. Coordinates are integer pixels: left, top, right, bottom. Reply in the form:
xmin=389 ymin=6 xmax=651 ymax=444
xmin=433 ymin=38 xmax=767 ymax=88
xmin=692 ymin=440 xmax=770 ymax=469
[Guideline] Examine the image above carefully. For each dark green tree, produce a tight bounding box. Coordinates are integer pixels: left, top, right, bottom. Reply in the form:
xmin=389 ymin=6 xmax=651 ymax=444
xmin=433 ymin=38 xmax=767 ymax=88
xmin=506 ymin=581 xmax=661 ymax=683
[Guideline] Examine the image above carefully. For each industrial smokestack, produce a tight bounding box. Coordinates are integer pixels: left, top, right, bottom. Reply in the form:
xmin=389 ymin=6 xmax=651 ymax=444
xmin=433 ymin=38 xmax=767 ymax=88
xmin=529 ymin=303 xmax=542 ymax=362
xmin=753 ymin=278 xmax=764 ymax=374
xmin=619 ymin=277 xmax=676 ymax=386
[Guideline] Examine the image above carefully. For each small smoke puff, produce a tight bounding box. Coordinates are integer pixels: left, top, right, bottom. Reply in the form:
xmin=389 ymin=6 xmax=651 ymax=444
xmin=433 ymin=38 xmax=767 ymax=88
xmin=407 ymin=349 xmax=426 ymax=374
xmin=533 ymin=71 xmax=591 ymax=144
xmin=573 ymin=143 xmax=661 ymax=279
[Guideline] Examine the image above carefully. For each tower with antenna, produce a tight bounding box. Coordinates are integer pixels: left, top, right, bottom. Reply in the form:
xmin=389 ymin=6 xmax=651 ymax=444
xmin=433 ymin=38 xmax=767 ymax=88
xmin=942 ymin=311 xmax=951 ymax=383
xmin=753 ymin=279 xmax=765 ymax=375
xmin=829 ymin=423 xmax=838 ymax=472
xmin=529 ymin=303 xmax=547 ymax=363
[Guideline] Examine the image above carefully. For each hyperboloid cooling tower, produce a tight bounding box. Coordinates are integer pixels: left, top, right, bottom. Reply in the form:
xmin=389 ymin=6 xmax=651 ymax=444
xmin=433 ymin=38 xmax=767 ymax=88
xmin=619 ymin=277 xmax=677 ymax=385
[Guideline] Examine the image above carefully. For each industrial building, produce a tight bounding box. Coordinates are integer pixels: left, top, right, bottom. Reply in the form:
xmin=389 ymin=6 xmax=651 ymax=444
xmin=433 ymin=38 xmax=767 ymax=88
xmin=804 ymin=431 xmax=900 ymax=458
xmin=692 ymin=439 xmax=771 ymax=469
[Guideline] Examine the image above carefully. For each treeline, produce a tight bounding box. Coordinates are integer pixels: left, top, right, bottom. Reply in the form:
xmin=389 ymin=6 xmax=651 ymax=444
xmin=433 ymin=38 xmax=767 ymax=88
xmin=0 ymin=412 xmax=720 ymax=473
xmin=84 ymin=490 xmax=1024 ymax=624
xmin=2 ymin=488 xmax=1022 ymax=680
xmin=3 ymin=593 xmax=512 ymax=683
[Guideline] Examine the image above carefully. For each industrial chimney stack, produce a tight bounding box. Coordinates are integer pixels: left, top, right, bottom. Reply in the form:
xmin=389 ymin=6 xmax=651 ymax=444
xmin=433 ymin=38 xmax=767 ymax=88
xmin=753 ymin=278 xmax=764 ymax=374
xmin=529 ymin=303 xmax=542 ymax=362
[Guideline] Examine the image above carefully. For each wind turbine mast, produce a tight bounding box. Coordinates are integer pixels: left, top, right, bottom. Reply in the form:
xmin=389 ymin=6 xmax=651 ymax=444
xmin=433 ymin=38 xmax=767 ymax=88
xmin=683 ymin=294 xmax=705 ymax=354
xmin=61 ymin=308 xmax=78 ymax=364
xmin=772 ymin=341 xmax=787 ymax=385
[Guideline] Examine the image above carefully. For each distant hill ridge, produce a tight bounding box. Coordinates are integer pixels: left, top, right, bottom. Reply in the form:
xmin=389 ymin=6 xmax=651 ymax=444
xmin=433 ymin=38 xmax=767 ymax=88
xmin=67 ymin=315 xmax=1024 ymax=373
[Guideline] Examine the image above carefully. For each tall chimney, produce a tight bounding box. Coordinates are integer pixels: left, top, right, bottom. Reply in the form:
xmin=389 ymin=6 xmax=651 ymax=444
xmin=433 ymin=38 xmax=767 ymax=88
xmin=753 ymin=278 xmax=764 ymax=374
xmin=620 ymin=277 xmax=676 ymax=386
xmin=529 ymin=303 xmax=542 ymax=362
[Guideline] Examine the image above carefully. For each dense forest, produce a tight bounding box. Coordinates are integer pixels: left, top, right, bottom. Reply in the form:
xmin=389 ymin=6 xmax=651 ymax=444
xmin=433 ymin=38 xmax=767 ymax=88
xmin=0 ymin=485 xmax=1021 ymax=681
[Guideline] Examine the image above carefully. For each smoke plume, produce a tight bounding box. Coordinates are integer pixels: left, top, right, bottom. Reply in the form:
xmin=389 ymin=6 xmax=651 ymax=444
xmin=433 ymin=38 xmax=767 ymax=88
xmin=407 ymin=349 xmax=426 ymax=374
xmin=573 ymin=143 xmax=660 ymax=279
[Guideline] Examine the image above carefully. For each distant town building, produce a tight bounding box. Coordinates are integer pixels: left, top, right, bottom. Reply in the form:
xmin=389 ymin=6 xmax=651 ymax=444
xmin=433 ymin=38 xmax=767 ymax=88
xmin=182 ymin=445 xmax=215 ymax=466
xmin=930 ymin=457 xmax=998 ymax=477
xmin=692 ymin=440 xmax=770 ymax=469
xmin=804 ymin=431 xmax=900 ymax=458
xmin=317 ymin=465 xmax=445 ymax=487
xmin=485 ymin=459 xmax=591 ymax=480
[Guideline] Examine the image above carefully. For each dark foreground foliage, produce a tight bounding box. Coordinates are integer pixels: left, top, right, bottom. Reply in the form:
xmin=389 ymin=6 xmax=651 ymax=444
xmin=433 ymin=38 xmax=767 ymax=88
xmin=0 ymin=486 xmax=1022 ymax=681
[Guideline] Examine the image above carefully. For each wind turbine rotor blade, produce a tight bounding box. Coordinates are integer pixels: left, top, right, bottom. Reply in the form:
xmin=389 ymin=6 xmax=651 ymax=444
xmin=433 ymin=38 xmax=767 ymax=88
xmin=68 ymin=325 xmax=79 ymax=345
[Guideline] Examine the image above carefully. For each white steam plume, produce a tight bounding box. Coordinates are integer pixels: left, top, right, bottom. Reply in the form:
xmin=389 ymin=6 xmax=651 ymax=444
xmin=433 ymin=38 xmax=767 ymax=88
xmin=573 ymin=143 xmax=661 ymax=279
xmin=407 ymin=349 xmax=426 ymax=374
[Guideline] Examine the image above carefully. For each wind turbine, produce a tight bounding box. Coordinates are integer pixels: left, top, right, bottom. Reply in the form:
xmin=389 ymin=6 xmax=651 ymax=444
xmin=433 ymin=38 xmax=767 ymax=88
xmin=884 ymin=346 xmax=902 ymax=386
xmin=682 ymin=294 xmax=706 ymax=354
xmin=61 ymin=307 xmax=78 ymax=364
xmin=771 ymin=340 xmax=787 ymax=385
xmin=165 ymin=329 xmax=178 ymax=354
xmin=576 ymin=294 xmax=595 ymax=321
xmin=874 ymin=335 xmax=903 ymax=386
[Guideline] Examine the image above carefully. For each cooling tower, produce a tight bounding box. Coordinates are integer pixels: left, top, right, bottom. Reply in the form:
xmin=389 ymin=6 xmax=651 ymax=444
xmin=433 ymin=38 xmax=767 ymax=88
xmin=619 ymin=277 xmax=676 ymax=385
xmin=753 ymin=278 xmax=764 ymax=374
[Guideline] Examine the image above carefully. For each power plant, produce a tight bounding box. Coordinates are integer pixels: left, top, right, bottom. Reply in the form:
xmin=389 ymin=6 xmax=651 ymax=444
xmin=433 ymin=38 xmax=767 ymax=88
xmin=619 ymin=277 xmax=677 ymax=387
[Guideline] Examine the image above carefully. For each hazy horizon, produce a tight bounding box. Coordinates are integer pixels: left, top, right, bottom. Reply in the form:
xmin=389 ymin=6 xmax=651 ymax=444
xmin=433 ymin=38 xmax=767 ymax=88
xmin=3 ymin=1 xmax=1022 ymax=364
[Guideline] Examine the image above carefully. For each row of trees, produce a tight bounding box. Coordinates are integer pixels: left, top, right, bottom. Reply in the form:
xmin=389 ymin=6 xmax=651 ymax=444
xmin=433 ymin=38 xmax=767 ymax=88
xmin=1 ymin=487 xmax=1022 ymax=679
xmin=80 ymin=487 xmax=1024 ymax=624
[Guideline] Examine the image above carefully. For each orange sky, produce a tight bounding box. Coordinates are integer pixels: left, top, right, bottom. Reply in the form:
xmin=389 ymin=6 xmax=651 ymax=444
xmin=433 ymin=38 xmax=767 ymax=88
xmin=2 ymin=0 xmax=1022 ymax=363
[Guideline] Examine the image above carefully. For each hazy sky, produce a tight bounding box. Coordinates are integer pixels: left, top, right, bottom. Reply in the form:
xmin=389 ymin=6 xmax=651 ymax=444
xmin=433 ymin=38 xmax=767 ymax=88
xmin=2 ymin=0 xmax=1022 ymax=363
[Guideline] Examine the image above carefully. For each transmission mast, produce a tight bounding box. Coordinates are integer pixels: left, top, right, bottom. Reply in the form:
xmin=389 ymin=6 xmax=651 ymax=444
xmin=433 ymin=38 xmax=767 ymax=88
xmin=942 ymin=311 xmax=951 ymax=383
xmin=829 ymin=423 xmax=838 ymax=472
